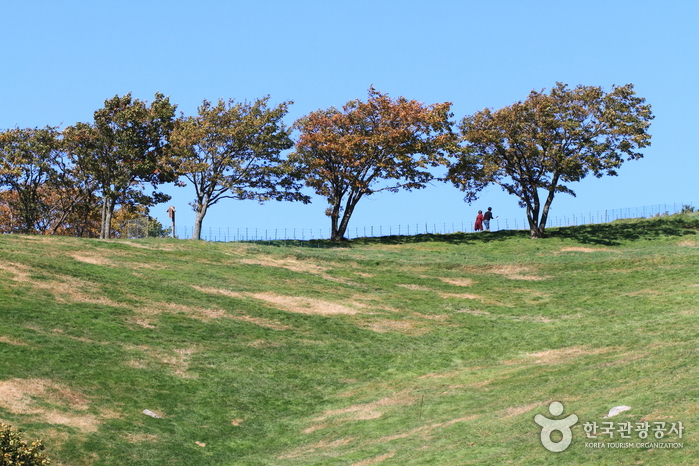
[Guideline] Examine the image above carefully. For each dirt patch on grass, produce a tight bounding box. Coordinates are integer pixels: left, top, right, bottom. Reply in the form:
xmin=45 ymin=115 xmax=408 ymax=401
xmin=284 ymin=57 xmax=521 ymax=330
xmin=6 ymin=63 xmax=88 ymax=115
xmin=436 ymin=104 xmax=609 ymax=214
xmin=678 ymin=239 xmax=699 ymax=247
xmin=418 ymin=370 xmax=465 ymax=380
xmin=128 ymin=301 xmax=228 ymax=327
xmin=397 ymin=284 xmax=432 ymax=291
xmin=455 ymin=308 xmax=490 ymax=316
xmin=440 ymin=292 xmax=505 ymax=306
xmin=124 ymin=345 xmax=197 ymax=378
xmin=239 ymin=255 xmax=352 ymax=284
xmin=252 ymin=292 xmax=359 ymax=315
xmin=0 ymin=262 xmax=120 ymax=307
xmin=289 ymin=413 xmax=480 ymax=460
xmin=0 ymin=335 xmax=27 ymax=346
xmin=558 ymin=247 xmax=611 ymax=253
xmin=311 ymin=390 xmax=418 ymax=426
xmin=123 ymin=433 xmax=158 ymax=443
xmin=280 ymin=437 xmax=356 ymax=459
xmin=249 ymin=292 xmax=359 ymax=316
xmin=231 ymin=314 xmax=291 ymax=330
xmin=0 ymin=378 xmax=102 ymax=432
xmin=240 ymin=256 xmax=329 ymax=274
xmin=503 ymin=402 xmax=544 ymax=418
xmin=120 ymin=241 xmax=176 ymax=251
xmin=463 ymin=264 xmax=548 ymax=281
xmin=440 ymin=277 xmax=474 ymax=287
xmin=351 ymin=452 xmax=396 ymax=465
xmin=507 ymin=314 xmax=554 ymax=323
xmin=505 ymin=346 xmax=617 ymax=365
xmin=195 ymin=285 xmax=362 ymax=321
xmin=362 ymin=319 xmax=428 ymax=335
xmin=71 ymin=254 xmax=114 ymax=266
xmin=196 ymin=286 xmax=361 ymax=316
xmin=160 ymin=348 xmax=197 ymax=378
xmin=192 ymin=285 xmax=244 ymax=299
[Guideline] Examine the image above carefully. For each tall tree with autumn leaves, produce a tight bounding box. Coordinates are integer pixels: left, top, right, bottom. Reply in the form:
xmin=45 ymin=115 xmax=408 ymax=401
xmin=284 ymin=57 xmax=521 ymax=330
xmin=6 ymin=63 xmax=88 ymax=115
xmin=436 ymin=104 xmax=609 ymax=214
xmin=0 ymin=126 xmax=62 ymax=233
xmin=64 ymin=93 xmax=178 ymax=239
xmin=172 ymin=97 xmax=309 ymax=240
xmin=291 ymin=87 xmax=456 ymax=241
xmin=446 ymin=83 xmax=653 ymax=238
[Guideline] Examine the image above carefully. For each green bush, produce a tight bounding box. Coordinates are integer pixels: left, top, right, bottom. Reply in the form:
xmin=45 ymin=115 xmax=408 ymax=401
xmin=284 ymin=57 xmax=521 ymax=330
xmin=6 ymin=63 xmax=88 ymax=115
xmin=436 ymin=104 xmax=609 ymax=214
xmin=681 ymin=204 xmax=696 ymax=214
xmin=0 ymin=424 xmax=50 ymax=466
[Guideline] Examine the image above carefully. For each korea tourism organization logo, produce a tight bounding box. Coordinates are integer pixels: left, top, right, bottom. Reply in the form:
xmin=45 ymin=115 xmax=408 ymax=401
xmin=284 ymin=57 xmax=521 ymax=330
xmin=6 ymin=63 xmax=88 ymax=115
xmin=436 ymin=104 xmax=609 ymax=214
xmin=534 ymin=402 xmax=685 ymax=452
xmin=534 ymin=402 xmax=578 ymax=452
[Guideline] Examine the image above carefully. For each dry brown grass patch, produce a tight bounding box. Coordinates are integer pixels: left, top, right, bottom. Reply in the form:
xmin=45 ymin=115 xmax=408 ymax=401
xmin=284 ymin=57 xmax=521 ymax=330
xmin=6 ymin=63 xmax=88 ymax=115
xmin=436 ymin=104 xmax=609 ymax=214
xmin=194 ymin=286 xmax=360 ymax=316
xmin=463 ymin=264 xmax=548 ymax=281
xmin=122 ymin=433 xmax=158 ymax=443
xmin=558 ymin=247 xmax=611 ymax=253
xmin=351 ymin=452 xmax=396 ymax=465
xmin=240 ymin=255 xmax=329 ymax=274
xmin=440 ymin=277 xmax=474 ymax=287
xmin=124 ymin=345 xmax=197 ymax=378
xmin=71 ymin=254 xmax=113 ymax=266
xmin=251 ymin=292 xmax=359 ymax=315
xmin=0 ymin=335 xmax=27 ymax=346
xmin=678 ymin=239 xmax=699 ymax=247
xmin=129 ymin=301 xmax=228 ymax=327
xmin=0 ymin=262 xmax=120 ymax=307
xmin=279 ymin=437 xmax=356 ymax=459
xmin=397 ymin=284 xmax=432 ymax=291
xmin=0 ymin=378 xmax=104 ymax=432
xmin=120 ymin=241 xmax=176 ymax=251
xmin=503 ymin=402 xmax=544 ymax=418
xmin=505 ymin=346 xmax=618 ymax=365
xmin=239 ymin=255 xmax=353 ymax=284
xmin=455 ymin=308 xmax=490 ymax=316
xmin=361 ymin=319 xmax=429 ymax=335
xmin=311 ymin=390 xmax=418 ymax=426
xmin=231 ymin=315 xmax=291 ymax=330
xmin=440 ymin=292 xmax=505 ymax=306
xmin=192 ymin=285 xmax=244 ymax=299
xmin=418 ymin=370 xmax=465 ymax=380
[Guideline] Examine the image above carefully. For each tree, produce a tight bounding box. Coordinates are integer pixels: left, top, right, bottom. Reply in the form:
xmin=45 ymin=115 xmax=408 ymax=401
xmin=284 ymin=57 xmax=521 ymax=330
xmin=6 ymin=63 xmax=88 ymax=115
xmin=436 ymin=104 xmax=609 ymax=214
xmin=0 ymin=126 xmax=62 ymax=234
xmin=290 ymin=87 xmax=455 ymax=241
xmin=446 ymin=83 xmax=653 ymax=238
xmin=64 ymin=93 xmax=177 ymax=239
xmin=172 ymin=97 xmax=308 ymax=240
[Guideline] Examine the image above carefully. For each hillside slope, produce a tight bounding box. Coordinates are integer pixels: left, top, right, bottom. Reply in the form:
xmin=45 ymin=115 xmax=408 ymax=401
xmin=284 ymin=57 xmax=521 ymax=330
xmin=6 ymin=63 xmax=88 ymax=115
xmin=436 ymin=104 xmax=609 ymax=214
xmin=1 ymin=214 xmax=698 ymax=465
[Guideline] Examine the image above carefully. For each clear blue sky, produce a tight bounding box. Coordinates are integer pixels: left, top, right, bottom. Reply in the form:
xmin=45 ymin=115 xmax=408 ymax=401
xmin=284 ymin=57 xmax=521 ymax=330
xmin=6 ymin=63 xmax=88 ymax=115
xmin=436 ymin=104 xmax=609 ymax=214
xmin=1 ymin=1 xmax=697 ymax=237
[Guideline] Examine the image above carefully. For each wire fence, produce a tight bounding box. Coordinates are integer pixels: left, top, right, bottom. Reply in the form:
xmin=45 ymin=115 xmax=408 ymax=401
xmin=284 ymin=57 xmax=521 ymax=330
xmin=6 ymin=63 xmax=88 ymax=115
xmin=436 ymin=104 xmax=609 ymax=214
xmin=170 ymin=202 xmax=695 ymax=242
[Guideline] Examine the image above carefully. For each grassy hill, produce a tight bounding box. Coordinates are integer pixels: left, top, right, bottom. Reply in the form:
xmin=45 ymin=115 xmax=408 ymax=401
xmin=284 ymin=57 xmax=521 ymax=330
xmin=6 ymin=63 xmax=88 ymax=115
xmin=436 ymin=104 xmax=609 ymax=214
xmin=1 ymin=213 xmax=698 ymax=465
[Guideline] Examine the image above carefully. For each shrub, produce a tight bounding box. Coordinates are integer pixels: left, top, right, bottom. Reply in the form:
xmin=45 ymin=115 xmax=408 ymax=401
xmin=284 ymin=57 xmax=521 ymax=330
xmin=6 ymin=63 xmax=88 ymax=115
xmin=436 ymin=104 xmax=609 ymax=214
xmin=681 ymin=204 xmax=696 ymax=214
xmin=0 ymin=423 xmax=51 ymax=465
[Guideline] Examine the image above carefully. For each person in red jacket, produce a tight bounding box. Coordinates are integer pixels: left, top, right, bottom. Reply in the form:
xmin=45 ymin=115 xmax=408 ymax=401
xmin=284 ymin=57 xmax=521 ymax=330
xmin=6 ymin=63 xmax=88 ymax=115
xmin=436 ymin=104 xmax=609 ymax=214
xmin=474 ymin=210 xmax=484 ymax=231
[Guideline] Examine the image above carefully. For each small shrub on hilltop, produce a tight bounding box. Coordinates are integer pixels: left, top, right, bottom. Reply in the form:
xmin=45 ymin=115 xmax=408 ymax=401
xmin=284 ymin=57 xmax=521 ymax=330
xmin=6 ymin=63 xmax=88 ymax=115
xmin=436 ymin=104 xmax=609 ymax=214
xmin=681 ymin=204 xmax=696 ymax=214
xmin=0 ymin=424 xmax=50 ymax=466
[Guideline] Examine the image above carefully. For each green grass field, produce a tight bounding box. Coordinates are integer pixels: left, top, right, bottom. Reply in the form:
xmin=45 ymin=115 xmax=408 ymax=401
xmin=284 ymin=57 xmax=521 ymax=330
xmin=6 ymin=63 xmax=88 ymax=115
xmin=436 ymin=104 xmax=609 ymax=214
xmin=1 ymin=213 xmax=698 ymax=465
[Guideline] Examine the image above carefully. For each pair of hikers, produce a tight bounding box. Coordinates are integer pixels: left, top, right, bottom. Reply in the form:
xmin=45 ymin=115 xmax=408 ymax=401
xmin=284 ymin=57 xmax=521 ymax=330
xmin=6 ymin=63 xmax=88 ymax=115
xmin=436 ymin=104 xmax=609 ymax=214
xmin=474 ymin=207 xmax=494 ymax=231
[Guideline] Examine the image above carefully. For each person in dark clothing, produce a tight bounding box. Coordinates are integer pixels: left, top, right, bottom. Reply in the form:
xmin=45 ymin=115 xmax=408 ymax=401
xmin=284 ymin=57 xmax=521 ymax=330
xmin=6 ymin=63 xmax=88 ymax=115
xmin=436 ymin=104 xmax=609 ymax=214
xmin=483 ymin=207 xmax=494 ymax=231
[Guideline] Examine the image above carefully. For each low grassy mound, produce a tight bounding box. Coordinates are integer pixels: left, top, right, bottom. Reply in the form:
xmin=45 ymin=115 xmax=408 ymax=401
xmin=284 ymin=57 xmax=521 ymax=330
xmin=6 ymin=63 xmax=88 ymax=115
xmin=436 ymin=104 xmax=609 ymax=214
xmin=1 ymin=213 xmax=698 ymax=465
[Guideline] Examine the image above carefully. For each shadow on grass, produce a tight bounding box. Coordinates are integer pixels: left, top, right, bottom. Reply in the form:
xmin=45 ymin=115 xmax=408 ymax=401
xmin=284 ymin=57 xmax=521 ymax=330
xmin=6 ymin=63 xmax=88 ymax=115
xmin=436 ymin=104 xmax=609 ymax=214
xmin=547 ymin=214 xmax=699 ymax=245
xmin=242 ymin=214 xmax=699 ymax=248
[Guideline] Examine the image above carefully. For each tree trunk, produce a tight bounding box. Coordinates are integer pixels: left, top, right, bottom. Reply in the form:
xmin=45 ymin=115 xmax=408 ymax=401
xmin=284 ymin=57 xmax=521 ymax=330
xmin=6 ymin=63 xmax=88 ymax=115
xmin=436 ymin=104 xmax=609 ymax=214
xmin=100 ymin=197 xmax=115 ymax=239
xmin=329 ymin=196 xmax=343 ymax=241
xmin=536 ymin=185 xmax=558 ymax=238
xmin=332 ymin=195 xmax=360 ymax=241
xmin=192 ymin=198 xmax=209 ymax=240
